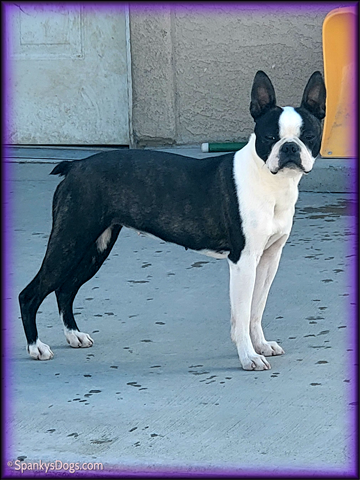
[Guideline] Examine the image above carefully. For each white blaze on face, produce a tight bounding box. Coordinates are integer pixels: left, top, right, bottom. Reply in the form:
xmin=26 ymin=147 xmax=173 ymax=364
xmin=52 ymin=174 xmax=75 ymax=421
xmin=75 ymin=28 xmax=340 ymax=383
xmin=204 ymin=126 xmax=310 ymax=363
xmin=279 ymin=106 xmax=303 ymax=138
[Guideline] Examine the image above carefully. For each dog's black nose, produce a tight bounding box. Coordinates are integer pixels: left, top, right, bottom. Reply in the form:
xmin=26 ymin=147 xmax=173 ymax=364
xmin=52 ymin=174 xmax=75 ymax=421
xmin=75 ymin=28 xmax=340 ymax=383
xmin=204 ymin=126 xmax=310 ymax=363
xmin=280 ymin=142 xmax=300 ymax=155
xmin=278 ymin=141 xmax=302 ymax=171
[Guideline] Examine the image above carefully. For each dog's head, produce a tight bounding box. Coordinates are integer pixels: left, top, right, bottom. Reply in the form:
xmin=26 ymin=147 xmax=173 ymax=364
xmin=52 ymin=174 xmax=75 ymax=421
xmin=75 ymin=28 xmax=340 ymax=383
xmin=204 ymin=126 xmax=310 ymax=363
xmin=250 ymin=70 xmax=326 ymax=175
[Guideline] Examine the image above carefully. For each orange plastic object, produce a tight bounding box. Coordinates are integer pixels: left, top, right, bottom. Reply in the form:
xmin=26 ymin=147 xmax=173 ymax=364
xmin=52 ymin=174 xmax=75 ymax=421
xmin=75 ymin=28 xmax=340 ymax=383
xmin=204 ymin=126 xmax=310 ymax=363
xmin=320 ymin=6 xmax=357 ymax=158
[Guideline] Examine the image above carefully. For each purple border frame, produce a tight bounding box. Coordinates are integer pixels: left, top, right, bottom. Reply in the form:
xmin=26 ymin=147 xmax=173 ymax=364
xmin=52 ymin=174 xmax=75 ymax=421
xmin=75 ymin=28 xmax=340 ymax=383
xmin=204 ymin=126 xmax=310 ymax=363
xmin=1 ymin=1 xmax=358 ymax=478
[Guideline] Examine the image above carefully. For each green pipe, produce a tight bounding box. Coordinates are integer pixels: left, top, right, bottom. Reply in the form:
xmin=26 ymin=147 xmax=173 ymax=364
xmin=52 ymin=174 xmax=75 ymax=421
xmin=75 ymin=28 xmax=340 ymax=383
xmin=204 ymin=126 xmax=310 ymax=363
xmin=201 ymin=142 xmax=247 ymax=153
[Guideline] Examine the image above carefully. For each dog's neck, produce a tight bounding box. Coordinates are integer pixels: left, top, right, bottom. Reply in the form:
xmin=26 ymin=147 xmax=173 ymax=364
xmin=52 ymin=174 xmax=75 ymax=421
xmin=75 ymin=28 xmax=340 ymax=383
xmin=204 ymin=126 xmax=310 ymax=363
xmin=233 ymin=134 xmax=302 ymax=214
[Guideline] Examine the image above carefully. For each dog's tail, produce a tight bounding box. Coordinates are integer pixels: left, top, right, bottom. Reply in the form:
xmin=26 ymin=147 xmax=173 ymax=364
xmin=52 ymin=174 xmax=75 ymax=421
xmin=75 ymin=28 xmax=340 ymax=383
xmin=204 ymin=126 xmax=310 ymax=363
xmin=50 ymin=161 xmax=73 ymax=177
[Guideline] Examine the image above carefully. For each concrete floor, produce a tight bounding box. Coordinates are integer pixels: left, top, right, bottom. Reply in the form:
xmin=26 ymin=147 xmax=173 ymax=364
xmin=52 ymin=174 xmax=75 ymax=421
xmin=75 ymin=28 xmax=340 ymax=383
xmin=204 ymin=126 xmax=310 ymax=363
xmin=3 ymin=149 xmax=357 ymax=477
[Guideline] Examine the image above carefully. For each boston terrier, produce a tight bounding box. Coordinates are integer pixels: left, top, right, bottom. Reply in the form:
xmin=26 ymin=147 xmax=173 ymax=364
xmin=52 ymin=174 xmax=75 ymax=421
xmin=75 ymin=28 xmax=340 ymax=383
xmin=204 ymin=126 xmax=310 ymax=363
xmin=19 ymin=71 xmax=326 ymax=370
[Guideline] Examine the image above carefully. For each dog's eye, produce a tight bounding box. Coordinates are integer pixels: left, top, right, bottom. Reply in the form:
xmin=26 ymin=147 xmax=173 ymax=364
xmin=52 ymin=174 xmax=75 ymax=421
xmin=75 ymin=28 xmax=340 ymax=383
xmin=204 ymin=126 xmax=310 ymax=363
xmin=265 ymin=135 xmax=276 ymax=142
xmin=303 ymin=133 xmax=316 ymax=142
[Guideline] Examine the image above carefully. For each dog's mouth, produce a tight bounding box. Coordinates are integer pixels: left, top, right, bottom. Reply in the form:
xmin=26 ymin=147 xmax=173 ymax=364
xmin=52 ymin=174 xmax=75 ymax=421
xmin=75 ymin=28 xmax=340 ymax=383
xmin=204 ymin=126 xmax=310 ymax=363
xmin=270 ymin=160 xmax=309 ymax=175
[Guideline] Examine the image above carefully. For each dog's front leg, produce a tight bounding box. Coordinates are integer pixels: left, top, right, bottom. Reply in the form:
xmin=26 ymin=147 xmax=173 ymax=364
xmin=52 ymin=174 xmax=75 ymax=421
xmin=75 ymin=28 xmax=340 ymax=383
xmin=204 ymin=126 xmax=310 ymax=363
xmin=228 ymin=256 xmax=271 ymax=371
xmin=250 ymin=235 xmax=287 ymax=357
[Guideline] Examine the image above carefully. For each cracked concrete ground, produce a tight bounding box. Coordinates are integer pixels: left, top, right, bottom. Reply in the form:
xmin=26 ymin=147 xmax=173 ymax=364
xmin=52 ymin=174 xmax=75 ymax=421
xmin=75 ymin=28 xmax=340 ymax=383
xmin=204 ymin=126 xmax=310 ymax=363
xmin=3 ymin=149 xmax=357 ymax=477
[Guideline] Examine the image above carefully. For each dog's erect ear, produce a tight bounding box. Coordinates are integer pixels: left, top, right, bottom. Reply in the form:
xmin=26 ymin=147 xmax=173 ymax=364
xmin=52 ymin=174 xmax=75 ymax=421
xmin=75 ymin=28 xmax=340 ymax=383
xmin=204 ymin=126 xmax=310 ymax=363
xmin=300 ymin=71 xmax=326 ymax=120
xmin=250 ymin=71 xmax=277 ymax=120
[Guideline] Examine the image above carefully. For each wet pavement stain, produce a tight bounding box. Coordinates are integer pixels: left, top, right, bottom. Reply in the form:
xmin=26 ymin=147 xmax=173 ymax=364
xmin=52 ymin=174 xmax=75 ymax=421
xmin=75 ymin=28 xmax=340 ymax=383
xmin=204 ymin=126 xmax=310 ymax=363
xmin=189 ymin=370 xmax=210 ymax=376
xmin=310 ymin=345 xmax=332 ymax=349
xmin=90 ymin=437 xmax=114 ymax=445
xmin=127 ymin=382 xmax=141 ymax=388
xmin=299 ymin=200 xmax=355 ymax=217
xmin=317 ymin=330 xmax=330 ymax=335
xmin=187 ymin=261 xmax=209 ymax=269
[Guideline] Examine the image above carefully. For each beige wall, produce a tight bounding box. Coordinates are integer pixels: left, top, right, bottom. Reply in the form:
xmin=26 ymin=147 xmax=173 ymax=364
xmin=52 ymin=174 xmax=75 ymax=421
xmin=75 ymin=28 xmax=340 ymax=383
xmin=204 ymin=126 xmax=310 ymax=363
xmin=129 ymin=4 xmax=347 ymax=147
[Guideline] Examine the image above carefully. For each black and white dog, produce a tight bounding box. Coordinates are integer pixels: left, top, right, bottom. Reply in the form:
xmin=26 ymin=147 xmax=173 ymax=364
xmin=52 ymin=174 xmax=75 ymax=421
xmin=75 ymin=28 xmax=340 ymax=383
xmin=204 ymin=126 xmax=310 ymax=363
xmin=19 ymin=71 xmax=326 ymax=370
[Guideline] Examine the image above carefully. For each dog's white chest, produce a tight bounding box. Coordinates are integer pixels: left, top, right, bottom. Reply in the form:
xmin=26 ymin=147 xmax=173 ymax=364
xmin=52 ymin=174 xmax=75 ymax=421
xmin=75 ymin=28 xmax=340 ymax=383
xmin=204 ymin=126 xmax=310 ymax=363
xmin=265 ymin=202 xmax=294 ymax=249
xmin=233 ymin=139 xmax=300 ymax=253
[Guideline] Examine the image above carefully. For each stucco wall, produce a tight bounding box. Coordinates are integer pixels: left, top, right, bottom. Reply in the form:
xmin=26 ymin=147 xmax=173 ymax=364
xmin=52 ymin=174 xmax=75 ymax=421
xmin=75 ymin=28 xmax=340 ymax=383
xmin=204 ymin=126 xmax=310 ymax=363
xmin=129 ymin=4 xmax=349 ymax=147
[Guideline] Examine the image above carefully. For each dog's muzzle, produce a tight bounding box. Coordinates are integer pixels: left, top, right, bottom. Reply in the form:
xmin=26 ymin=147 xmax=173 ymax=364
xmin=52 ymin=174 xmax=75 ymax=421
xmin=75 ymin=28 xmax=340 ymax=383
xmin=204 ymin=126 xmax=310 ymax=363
xmin=272 ymin=141 xmax=307 ymax=174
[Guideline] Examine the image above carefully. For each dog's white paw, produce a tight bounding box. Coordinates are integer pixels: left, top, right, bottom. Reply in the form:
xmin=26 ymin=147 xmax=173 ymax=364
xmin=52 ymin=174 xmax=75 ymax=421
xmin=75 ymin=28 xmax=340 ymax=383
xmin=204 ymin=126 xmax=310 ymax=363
xmin=65 ymin=329 xmax=94 ymax=348
xmin=240 ymin=353 xmax=271 ymax=371
xmin=28 ymin=339 xmax=54 ymax=360
xmin=254 ymin=340 xmax=285 ymax=357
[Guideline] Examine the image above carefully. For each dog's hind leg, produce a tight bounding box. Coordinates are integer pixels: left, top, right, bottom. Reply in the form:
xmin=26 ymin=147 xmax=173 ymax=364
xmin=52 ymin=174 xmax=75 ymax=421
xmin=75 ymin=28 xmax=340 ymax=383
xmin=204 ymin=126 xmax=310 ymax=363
xmin=19 ymin=249 xmax=82 ymax=360
xmin=55 ymin=225 xmax=122 ymax=348
xmin=19 ymin=222 xmax=115 ymax=359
